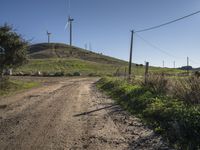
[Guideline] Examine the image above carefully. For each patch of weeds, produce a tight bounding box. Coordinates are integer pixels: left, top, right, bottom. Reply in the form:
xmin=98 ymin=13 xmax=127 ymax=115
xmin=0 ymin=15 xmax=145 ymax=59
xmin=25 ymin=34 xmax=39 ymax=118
xmin=96 ymin=77 xmax=200 ymax=149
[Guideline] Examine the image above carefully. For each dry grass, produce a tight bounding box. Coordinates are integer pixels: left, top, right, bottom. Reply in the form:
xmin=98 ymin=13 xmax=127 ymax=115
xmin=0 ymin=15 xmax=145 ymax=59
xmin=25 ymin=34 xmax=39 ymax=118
xmin=141 ymin=73 xmax=169 ymax=95
xmin=173 ymin=76 xmax=200 ymax=104
xmin=141 ymin=73 xmax=200 ymax=104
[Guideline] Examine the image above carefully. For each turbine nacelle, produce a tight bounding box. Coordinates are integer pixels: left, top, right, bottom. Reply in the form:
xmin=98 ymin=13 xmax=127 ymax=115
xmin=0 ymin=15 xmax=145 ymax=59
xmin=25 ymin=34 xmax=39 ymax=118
xmin=68 ymin=16 xmax=74 ymax=22
xmin=46 ymin=31 xmax=51 ymax=35
xmin=46 ymin=30 xmax=51 ymax=43
xmin=65 ymin=16 xmax=74 ymax=30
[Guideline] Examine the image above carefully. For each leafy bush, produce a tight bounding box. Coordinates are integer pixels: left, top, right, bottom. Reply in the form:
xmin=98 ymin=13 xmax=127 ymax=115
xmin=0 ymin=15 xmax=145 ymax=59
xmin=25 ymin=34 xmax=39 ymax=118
xmin=73 ymin=72 xmax=81 ymax=76
xmin=0 ymin=24 xmax=28 ymax=77
xmin=48 ymin=72 xmax=55 ymax=77
xmin=54 ymin=71 xmax=64 ymax=76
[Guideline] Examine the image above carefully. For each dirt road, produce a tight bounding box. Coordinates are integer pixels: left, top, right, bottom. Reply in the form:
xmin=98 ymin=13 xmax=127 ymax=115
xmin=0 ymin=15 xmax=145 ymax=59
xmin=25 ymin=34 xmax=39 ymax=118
xmin=0 ymin=77 xmax=170 ymax=150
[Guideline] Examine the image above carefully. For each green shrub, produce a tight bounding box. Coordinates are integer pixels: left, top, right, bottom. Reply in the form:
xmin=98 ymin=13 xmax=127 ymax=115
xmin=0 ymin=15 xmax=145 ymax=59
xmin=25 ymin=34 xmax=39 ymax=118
xmin=73 ymin=72 xmax=81 ymax=76
xmin=54 ymin=71 xmax=64 ymax=76
xmin=48 ymin=72 xmax=55 ymax=77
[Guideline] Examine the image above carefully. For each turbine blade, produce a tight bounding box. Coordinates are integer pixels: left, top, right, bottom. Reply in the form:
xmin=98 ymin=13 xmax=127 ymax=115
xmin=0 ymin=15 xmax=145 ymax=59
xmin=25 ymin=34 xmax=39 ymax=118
xmin=64 ymin=22 xmax=69 ymax=30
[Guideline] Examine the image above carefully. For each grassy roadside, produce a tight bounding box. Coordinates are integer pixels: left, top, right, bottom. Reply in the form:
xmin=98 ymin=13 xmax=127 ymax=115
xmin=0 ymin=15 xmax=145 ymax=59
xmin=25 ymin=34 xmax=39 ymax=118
xmin=14 ymin=58 xmax=125 ymax=76
xmin=96 ymin=77 xmax=200 ymax=150
xmin=14 ymin=58 xmax=185 ymax=77
xmin=0 ymin=78 xmax=40 ymax=97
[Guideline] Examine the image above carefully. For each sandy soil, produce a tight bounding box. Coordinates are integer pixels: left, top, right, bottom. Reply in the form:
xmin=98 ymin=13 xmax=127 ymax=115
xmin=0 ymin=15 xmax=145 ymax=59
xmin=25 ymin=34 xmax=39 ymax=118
xmin=0 ymin=77 xmax=170 ymax=150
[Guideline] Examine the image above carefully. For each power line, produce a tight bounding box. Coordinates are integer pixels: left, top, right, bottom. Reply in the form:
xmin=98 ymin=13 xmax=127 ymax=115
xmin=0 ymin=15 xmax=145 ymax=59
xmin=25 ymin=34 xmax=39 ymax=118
xmin=190 ymin=59 xmax=200 ymax=65
xmin=135 ymin=33 xmax=200 ymax=67
xmin=135 ymin=33 xmax=180 ymax=59
xmin=136 ymin=10 xmax=200 ymax=33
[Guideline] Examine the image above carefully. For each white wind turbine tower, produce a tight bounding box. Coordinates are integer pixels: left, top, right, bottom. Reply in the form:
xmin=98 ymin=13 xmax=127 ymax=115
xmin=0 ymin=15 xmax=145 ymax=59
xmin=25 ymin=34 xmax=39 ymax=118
xmin=65 ymin=16 xmax=74 ymax=46
xmin=46 ymin=31 xmax=51 ymax=43
xmin=65 ymin=0 xmax=74 ymax=46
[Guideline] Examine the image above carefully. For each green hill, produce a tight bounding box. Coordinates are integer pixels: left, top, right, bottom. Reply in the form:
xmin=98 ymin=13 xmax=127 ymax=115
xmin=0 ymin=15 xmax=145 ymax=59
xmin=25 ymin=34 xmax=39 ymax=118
xmin=29 ymin=43 xmax=127 ymax=65
xmin=14 ymin=43 xmax=184 ymax=76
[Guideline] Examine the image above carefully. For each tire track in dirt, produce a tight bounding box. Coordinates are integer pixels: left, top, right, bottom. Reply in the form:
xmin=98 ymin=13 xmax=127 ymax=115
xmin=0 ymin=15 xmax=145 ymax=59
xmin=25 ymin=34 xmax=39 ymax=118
xmin=0 ymin=77 xmax=171 ymax=150
xmin=0 ymin=82 xmax=77 ymax=149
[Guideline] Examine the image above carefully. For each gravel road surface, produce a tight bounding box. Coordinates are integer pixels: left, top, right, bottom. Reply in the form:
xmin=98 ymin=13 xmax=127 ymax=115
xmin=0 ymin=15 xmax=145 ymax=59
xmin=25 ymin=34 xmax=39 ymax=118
xmin=0 ymin=77 xmax=170 ymax=150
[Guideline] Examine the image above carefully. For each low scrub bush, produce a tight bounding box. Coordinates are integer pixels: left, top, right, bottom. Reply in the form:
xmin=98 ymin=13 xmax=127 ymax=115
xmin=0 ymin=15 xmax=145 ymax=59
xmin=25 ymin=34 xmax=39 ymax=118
xmin=141 ymin=74 xmax=169 ymax=95
xmin=42 ymin=72 xmax=64 ymax=77
xmin=73 ymin=72 xmax=81 ymax=76
xmin=173 ymin=77 xmax=200 ymax=104
xmin=54 ymin=71 xmax=65 ymax=76
xmin=48 ymin=72 xmax=56 ymax=77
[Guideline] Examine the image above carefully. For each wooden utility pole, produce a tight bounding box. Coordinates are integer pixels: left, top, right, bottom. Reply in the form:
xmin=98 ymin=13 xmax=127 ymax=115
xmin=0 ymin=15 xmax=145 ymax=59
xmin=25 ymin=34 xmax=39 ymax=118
xmin=128 ymin=30 xmax=134 ymax=80
xmin=145 ymin=62 xmax=149 ymax=84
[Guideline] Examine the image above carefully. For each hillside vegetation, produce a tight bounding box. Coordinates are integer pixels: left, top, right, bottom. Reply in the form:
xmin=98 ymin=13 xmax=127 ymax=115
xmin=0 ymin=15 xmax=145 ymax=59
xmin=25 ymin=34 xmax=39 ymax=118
xmin=29 ymin=43 xmax=126 ymax=65
xmin=97 ymin=76 xmax=200 ymax=149
xmin=14 ymin=43 xmax=184 ymax=76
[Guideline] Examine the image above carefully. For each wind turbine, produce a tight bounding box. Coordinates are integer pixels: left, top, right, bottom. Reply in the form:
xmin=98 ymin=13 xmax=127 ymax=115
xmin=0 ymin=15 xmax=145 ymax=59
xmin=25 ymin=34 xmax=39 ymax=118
xmin=65 ymin=16 xmax=74 ymax=46
xmin=46 ymin=31 xmax=51 ymax=43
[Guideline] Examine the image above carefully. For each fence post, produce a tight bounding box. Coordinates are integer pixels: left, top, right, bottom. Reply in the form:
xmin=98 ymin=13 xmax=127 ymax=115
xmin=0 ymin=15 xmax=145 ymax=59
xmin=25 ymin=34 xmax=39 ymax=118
xmin=145 ymin=62 xmax=149 ymax=84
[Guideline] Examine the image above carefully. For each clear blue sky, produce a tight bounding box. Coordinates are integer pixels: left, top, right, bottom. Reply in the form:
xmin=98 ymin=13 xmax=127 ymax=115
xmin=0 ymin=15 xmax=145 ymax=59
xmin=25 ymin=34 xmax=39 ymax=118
xmin=1 ymin=0 xmax=200 ymax=68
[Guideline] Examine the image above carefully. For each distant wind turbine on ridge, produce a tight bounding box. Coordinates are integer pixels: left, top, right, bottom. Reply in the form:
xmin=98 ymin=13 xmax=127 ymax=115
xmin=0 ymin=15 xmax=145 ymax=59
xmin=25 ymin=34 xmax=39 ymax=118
xmin=46 ymin=31 xmax=51 ymax=43
xmin=65 ymin=16 xmax=74 ymax=46
xmin=65 ymin=0 xmax=74 ymax=46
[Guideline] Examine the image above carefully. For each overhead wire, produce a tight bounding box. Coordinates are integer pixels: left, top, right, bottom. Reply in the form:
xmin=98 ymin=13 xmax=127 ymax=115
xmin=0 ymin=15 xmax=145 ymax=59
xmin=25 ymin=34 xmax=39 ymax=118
xmin=133 ymin=10 xmax=200 ymax=67
xmin=135 ymin=33 xmax=200 ymax=67
xmin=135 ymin=10 xmax=200 ymax=33
xmin=189 ymin=59 xmax=200 ymax=65
xmin=135 ymin=33 xmax=181 ymax=59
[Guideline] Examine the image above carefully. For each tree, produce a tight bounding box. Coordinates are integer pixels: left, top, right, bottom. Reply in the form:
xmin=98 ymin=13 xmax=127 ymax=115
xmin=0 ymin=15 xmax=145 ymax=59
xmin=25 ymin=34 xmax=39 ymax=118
xmin=0 ymin=24 xmax=28 ymax=77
